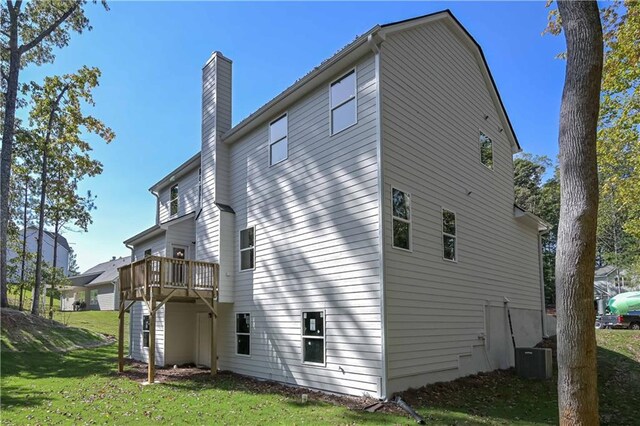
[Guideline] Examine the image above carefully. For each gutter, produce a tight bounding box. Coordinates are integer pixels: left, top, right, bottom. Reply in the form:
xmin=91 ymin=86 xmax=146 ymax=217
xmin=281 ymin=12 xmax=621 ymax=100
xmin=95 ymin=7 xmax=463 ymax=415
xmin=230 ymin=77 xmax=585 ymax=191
xmin=150 ymin=189 xmax=160 ymax=225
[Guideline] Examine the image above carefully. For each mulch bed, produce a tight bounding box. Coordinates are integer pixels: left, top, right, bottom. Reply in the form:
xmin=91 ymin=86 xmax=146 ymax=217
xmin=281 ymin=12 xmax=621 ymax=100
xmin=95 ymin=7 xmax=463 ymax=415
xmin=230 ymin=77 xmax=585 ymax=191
xmin=118 ymin=359 xmax=404 ymax=415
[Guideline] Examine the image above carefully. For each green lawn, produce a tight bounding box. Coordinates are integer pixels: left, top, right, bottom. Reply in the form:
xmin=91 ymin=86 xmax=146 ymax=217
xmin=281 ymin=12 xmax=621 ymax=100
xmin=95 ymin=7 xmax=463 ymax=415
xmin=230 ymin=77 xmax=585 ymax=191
xmin=1 ymin=312 xmax=639 ymax=425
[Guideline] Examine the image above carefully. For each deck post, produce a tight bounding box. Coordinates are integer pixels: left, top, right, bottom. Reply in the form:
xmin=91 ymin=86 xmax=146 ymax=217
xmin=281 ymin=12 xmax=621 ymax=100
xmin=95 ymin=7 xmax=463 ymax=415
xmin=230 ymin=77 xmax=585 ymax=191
xmin=211 ymin=298 xmax=217 ymax=377
xmin=148 ymin=290 xmax=156 ymax=384
xmin=118 ymin=296 xmax=125 ymax=373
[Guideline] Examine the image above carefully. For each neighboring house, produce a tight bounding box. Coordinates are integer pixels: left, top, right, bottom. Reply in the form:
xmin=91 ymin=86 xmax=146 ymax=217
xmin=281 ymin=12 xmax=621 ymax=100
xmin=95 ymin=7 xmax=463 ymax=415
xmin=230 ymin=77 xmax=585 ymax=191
xmin=61 ymin=256 xmax=130 ymax=311
xmin=121 ymin=10 xmax=548 ymax=398
xmin=594 ymin=265 xmax=631 ymax=314
xmin=7 ymin=227 xmax=70 ymax=281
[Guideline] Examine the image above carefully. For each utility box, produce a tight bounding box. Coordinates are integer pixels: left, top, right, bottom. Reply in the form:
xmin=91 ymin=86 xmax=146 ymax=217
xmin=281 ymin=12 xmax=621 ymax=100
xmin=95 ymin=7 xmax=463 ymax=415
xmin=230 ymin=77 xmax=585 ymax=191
xmin=515 ymin=347 xmax=553 ymax=379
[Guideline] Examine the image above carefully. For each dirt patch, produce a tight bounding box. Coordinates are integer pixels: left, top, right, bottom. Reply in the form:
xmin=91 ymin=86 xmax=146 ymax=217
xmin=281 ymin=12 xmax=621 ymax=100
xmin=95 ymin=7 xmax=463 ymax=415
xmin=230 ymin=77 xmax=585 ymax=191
xmin=1 ymin=308 xmax=111 ymax=352
xmin=118 ymin=359 xmax=404 ymax=415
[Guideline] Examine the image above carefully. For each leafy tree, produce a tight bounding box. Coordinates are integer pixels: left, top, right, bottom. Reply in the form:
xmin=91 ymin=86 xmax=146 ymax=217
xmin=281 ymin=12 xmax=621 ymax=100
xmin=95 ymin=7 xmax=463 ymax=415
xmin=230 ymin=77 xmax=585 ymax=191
xmin=28 ymin=66 xmax=114 ymax=316
xmin=67 ymin=248 xmax=80 ymax=276
xmin=513 ymin=155 xmax=561 ymax=304
xmin=554 ymin=1 xmax=603 ymax=423
xmin=0 ymin=0 xmax=108 ymax=308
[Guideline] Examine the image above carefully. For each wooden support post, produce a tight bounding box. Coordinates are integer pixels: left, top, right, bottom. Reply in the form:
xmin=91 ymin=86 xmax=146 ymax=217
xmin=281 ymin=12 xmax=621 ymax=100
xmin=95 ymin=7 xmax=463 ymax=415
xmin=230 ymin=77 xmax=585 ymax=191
xmin=118 ymin=296 xmax=125 ymax=373
xmin=148 ymin=291 xmax=156 ymax=384
xmin=211 ymin=298 xmax=217 ymax=376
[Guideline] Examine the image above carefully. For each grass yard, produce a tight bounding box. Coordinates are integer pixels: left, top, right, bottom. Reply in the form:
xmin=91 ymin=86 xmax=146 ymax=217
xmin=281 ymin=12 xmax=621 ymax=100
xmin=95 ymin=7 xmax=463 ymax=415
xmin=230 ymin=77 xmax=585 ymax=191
xmin=1 ymin=311 xmax=639 ymax=425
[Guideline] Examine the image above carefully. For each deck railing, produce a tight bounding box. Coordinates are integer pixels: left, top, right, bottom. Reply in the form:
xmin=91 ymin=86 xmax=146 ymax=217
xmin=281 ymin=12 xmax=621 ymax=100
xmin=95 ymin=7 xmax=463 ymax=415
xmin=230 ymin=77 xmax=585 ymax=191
xmin=119 ymin=256 xmax=218 ymax=298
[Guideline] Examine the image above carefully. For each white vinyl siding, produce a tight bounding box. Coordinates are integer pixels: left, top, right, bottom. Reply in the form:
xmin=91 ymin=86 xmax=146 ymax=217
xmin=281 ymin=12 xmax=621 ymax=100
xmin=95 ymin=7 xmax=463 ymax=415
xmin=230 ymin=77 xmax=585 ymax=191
xmin=158 ymin=166 xmax=201 ymax=223
xmin=380 ymin=20 xmax=542 ymax=393
xmin=217 ymin=54 xmax=383 ymax=397
xmin=132 ymin=234 xmax=166 ymax=262
xmin=130 ymin=301 xmax=165 ymax=366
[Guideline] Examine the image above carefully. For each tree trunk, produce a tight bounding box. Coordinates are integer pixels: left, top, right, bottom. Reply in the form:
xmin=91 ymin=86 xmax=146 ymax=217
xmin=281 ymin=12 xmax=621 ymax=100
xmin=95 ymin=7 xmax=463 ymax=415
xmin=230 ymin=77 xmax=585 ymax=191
xmin=555 ymin=1 xmax=603 ymax=425
xmin=0 ymin=3 xmax=22 ymax=309
xmin=19 ymin=176 xmax=29 ymax=311
xmin=49 ymin=217 xmax=60 ymax=319
xmin=32 ymin=145 xmax=49 ymax=316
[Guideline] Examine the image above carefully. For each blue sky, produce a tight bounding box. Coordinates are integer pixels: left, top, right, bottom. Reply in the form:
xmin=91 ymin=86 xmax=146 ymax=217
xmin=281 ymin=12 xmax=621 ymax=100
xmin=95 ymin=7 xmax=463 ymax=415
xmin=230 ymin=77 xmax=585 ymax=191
xmin=19 ymin=1 xmax=567 ymax=272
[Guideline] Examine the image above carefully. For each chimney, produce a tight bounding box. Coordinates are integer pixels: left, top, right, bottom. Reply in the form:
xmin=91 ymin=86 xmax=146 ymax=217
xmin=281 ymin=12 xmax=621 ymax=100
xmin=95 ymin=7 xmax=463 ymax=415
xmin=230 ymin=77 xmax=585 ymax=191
xmin=112 ymin=256 xmax=116 ymax=261
xmin=196 ymin=51 xmax=232 ymax=264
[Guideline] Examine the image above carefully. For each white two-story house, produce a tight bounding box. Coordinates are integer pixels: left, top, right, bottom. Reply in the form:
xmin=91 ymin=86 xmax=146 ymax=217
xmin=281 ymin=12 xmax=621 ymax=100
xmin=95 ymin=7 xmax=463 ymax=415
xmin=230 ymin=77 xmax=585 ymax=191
xmin=119 ymin=10 xmax=548 ymax=399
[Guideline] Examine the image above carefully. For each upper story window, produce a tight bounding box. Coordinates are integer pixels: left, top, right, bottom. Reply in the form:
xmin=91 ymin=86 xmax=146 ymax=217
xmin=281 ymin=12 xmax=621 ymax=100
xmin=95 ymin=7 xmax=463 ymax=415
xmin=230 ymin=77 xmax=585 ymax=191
xmin=480 ymin=131 xmax=493 ymax=170
xmin=442 ymin=209 xmax=457 ymax=261
xmin=144 ymin=249 xmax=152 ymax=258
xmin=240 ymin=227 xmax=255 ymax=271
xmin=330 ymin=70 xmax=356 ymax=135
xmin=269 ymin=114 xmax=288 ymax=166
xmin=170 ymin=184 xmax=179 ymax=216
xmin=392 ymin=188 xmax=411 ymax=251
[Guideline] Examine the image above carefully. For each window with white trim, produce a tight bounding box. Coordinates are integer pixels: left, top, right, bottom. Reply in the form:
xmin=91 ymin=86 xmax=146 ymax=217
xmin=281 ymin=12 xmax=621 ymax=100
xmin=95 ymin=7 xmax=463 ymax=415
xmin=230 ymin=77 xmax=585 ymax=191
xmin=236 ymin=313 xmax=251 ymax=355
xmin=89 ymin=289 xmax=98 ymax=306
xmin=392 ymin=188 xmax=411 ymax=250
xmin=480 ymin=131 xmax=493 ymax=169
xmin=143 ymin=315 xmax=150 ymax=348
xmin=442 ymin=209 xmax=457 ymax=261
xmin=240 ymin=227 xmax=255 ymax=271
xmin=302 ymin=311 xmax=324 ymax=364
xmin=330 ymin=70 xmax=356 ymax=135
xmin=170 ymin=184 xmax=179 ymax=216
xmin=269 ymin=114 xmax=288 ymax=165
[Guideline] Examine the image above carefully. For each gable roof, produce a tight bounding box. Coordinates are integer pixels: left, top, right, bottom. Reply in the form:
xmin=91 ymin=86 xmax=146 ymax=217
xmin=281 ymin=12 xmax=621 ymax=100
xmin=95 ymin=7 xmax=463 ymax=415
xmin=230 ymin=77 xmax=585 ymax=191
xmin=69 ymin=256 xmax=131 ymax=287
xmin=222 ymin=10 xmax=520 ymax=153
xmin=26 ymin=227 xmax=71 ymax=251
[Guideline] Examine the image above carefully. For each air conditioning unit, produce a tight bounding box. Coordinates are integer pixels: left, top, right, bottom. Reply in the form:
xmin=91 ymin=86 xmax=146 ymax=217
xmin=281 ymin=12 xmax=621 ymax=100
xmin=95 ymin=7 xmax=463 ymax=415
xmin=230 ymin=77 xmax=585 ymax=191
xmin=515 ymin=347 xmax=553 ymax=379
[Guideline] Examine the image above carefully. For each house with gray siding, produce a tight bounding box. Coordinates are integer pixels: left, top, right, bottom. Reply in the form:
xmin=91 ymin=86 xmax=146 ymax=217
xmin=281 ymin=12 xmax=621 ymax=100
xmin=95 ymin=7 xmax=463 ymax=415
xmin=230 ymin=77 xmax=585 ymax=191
xmin=120 ymin=10 xmax=548 ymax=398
xmin=61 ymin=256 xmax=130 ymax=311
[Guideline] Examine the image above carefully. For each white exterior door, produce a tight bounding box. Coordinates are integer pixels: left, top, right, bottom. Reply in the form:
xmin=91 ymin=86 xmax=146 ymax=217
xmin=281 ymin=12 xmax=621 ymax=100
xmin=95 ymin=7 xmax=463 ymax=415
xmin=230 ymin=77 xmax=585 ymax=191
xmin=196 ymin=312 xmax=211 ymax=367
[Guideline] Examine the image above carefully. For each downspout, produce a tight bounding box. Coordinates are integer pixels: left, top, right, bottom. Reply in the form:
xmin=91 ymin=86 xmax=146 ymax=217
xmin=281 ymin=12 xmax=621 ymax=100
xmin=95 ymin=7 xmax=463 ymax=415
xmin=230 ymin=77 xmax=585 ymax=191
xmin=150 ymin=189 xmax=160 ymax=225
xmin=368 ymin=32 xmax=387 ymax=400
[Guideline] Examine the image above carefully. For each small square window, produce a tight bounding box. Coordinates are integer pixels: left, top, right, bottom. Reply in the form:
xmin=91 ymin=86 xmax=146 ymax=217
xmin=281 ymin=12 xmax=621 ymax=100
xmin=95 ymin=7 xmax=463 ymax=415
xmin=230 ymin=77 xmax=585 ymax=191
xmin=480 ymin=131 xmax=493 ymax=169
xmin=240 ymin=227 xmax=255 ymax=271
xmin=144 ymin=249 xmax=152 ymax=258
xmin=302 ymin=311 xmax=325 ymax=365
xmin=392 ymin=188 xmax=411 ymax=250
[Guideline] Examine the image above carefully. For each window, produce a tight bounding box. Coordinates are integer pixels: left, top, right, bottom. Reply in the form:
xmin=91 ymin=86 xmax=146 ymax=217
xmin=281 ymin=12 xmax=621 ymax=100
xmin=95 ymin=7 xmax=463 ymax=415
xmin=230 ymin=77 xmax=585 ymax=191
xmin=330 ymin=70 xmax=356 ymax=135
xmin=442 ymin=209 xmax=457 ymax=261
xmin=480 ymin=131 xmax=493 ymax=169
xmin=144 ymin=249 xmax=152 ymax=258
xmin=170 ymin=184 xmax=179 ymax=216
xmin=302 ymin=311 xmax=324 ymax=364
xmin=392 ymin=188 xmax=411 ymax=250
xmin=240 ymin=227 xmax=255 ymax=271
xmin=143 ymin=315 xmax=150 ymax=348
xmin=89 ymin=289 xmax=98 ymax=306
xmin=269 ymin=114 xmax=288 ymax=165
xmin=198 ymin=168 xmax=202 ymax=207
xmin=236 ymin=313 xmax=251 ymax=356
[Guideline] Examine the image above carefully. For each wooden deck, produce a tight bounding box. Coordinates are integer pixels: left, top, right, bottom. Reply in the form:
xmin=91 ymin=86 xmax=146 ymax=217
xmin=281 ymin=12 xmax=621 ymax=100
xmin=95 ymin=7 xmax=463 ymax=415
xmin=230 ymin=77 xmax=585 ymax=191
xmin=118 ymin=256 xmax=219 ymax=302
xmin=117 ymin=256 xmax=220 ymax=383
